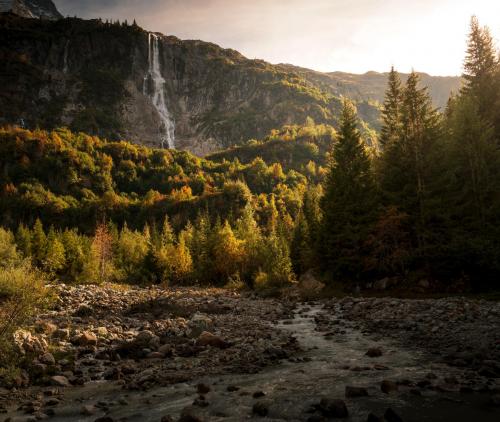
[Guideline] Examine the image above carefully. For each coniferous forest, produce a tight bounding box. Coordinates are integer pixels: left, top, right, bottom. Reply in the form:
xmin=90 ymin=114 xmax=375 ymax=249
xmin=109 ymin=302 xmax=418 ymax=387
xmin=1 ymin=3 xmax=500 ymax=421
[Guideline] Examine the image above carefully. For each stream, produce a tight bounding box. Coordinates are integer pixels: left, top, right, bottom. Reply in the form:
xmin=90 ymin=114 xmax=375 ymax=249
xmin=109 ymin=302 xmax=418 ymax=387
xmin=8 ymin=303 xmax=498 ymax=421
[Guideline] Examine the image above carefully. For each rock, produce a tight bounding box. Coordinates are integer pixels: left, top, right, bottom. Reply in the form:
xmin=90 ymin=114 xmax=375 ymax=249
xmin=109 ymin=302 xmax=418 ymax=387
xmin=97 ymin=327 xmax=108 ymax=337
xmin=373 ymin=278 xmax=389 ymax=290
xmin=74 ymin=304 xmax=93 ymax=317
xmin=227 ymin=385 xmax=239 ymax=392
xmin=345 ymin=386 xmax=368 ymax=398
xmin=94 ymin=418 xmax=115 ymax=422
xmin=134 ymin=330 xmax=160 ymax=349
xmin=179 ymin=406 xmax=204 ymax=422
xmin=381 ymin=380 xmax=399 ymax=394
xmin=365 ymin=347 xmax=383 ymax=358
xmin=384 ymin=408 xmax=403 ymax=422
xmin=366 ymin=413 xmax=383 ymax=422
xmin=35 ymin=322 xmax=58 ymax=335
xmin=53 ymin=328 xmax=70 ymax=340
xmin=39 ymin=353 xmax=56 ymax=366
xmin=196 ymin=331 xmax=229 ymax=349
xmin=14 ymin=329 xmax=48 ymax=356
xmin=81 ymin=405 xmax=95 ymax=415
xmin=160 ymin=417 xmax=174 ymax=422
xmin=196 ymin=383 xmax=210 ymax=394
xmin=252 ymin=402 xmax=269 ymax=416
xmin=318 ymin=398 xmax=348 ymax=418
xmin=73 ymin=331 xmax=97 ymax=346
xmin=50 ymin=375 xmax=70 ymax=387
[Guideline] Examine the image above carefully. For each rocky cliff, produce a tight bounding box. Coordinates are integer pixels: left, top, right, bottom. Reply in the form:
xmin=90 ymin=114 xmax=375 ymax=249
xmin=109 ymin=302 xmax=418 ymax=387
xmin=0 ymin=14 xmax=460 ymax=155
xmin=0 ymin=0 xmax=61 ymax=19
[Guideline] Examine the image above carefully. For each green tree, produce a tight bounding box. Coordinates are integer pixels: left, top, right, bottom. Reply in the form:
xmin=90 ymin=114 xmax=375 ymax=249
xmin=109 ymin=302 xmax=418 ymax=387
xmin=320 ymin=99 xmax=378 ymax=280
xmin=31 ymin=219 xmax=47 ymax=267
xmin=380 ymin=67 xmax=403 ymax=148
xmin=44 ymin=228 xmax=66 ymax=275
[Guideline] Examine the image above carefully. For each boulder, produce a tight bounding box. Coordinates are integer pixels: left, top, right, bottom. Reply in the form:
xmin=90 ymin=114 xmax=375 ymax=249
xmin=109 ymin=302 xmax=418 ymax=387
xmin=196 ymin=332 xmax=229 ymax=349
xmin=384 ymin=408 xmax=403 ymax=422
xmin=345 ymin=386 xmax=368 ymax=398
xmin=39 ymin=353 xmax=56 ymax=366
xmin=381 ymin=380 xmax=399 ymax=394
xmin=318 ymin=398 xmax=348 ymax=418
xmin=50 ymin=375 xmax=70 ymax=387
xmin=365 ymin=347 xmax=383 ymax=358
xmin=73 ymin=331 xmax=97 ymax=346
xmin=252 ymin=401 xmax=269 ymax=416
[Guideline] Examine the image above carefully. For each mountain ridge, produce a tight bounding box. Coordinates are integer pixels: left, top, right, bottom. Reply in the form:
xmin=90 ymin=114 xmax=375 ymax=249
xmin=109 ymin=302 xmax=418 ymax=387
xmin=0 ymin=11 xmax=461 ymax=155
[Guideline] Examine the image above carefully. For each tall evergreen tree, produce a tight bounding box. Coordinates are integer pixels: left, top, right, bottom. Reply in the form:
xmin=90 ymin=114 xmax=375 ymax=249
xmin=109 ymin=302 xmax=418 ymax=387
xmin=380 ymin=67 xmax=403 ymax=148
xmin=462 ymin=16 xmax=500 ymax=131
xmin=320 ymin=99 xmax=378 ymax=280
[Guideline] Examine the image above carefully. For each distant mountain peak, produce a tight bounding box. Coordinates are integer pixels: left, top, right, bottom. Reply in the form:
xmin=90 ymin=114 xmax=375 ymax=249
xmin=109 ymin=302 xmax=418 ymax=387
xmin=0 ymin=0 xmax=62 ymax=20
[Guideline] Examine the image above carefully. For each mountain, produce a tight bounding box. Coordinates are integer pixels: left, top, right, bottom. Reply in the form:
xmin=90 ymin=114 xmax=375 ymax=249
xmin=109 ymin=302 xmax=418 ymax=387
xmin=279 ymin=65 xmax=462 ymax=110
xmin=0 ymin=12 xmax=459 ymax=155
xmin=0 ymin=0 xmax=62 ymax=19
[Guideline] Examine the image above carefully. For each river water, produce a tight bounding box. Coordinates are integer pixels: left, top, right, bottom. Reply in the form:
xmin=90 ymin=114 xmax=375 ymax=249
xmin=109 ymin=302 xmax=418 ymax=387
xmin=12 ymin=304 xmax=498 ymax=421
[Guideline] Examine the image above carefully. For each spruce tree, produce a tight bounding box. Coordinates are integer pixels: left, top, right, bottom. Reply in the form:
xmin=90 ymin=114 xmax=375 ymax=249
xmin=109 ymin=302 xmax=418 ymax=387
xmin=462 ymin=16 xmax=500 ymax=131
xmin=320 ymin=99 xmax=378 ymax=280
xmin=380 ymin=67 xmax=403 ymax=148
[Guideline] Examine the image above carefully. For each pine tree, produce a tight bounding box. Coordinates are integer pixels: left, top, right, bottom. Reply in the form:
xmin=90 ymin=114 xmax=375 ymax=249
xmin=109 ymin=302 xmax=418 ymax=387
xmin=380 ymin=67 xmax=403 ymax=148
xmin=44 ymin=228 xmax=66 ymax=275
xmin=31 ymin=219 xmax=47 ymax=267
xmin=320 ymin=99 xmax=378 ymax=280
xmin=462 ymin=16 xmax=500 ymax=131
xmin=15 ymin=224 xmax=32 ymax=258
xmin=290 ymin=211 xmax=312 ymax=275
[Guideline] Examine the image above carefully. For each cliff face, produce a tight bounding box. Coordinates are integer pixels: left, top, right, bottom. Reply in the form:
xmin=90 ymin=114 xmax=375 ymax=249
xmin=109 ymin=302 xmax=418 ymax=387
xmin=0 ymin=14 xmax=457 ymax=156
xmin=1 ymin=15 xmax=352 ymax=154
xmin=0 ymin=0 xmax=62 ymax=19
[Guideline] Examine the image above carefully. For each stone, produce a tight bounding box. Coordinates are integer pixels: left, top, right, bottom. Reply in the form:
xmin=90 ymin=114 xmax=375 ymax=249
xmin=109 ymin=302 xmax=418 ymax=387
xmin=35 ymin=322 xmax=58 ymax=335
xmin=39 ymin=353 xmax=56 ymax=366
xmin=74 ymin=304 xmax=93 ymax=317
xmin=53 ymin=328 xmax=70 ymax=340
xmin=253 ymin=390 xmax=266 ymax=398
xmin=365 ymin=347 xmax=383 ymax=358
xmin=366 ymin=413 xmax=383 ymax=422
xmin=161 ymin=417 xmax=174 ymax=422
xmin=318 ymin=398 xmax=348 ymax=418
xmin=381 ymin=380 xmax=399 ymax=394
xmin=81 ymin=405 xmax=95 ymax=415
xmin=196 ymin=383 xmax=210 ymax=394
xmin=345 ymin=386 xmax=368 ymax=398
xmin=384 ymin=408 xmax=403 ymax=422
xmin=196 ymin=331 xmax=229 ymax=349
xmin=74 ymin=331 xmax=97 ymax=346
xmin=179 ymin=406 xmax=204 ymax=422
xmin=50 ymin=375 xmax=70 ymax=387
xmin=97 ymin=327 xmax=108 ymax=337
xmin=134 ymin=330 xmax=160 ymax=349
xmin=94 ymin=418 xmax=115 ymax=422
xmin=252 ymin=402 xmax=269 ymax=416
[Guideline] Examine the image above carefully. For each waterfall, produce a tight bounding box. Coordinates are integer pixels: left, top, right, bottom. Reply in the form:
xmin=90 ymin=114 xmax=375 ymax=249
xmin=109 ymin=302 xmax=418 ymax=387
xmin=63 ymin=40 xmax=69 ymax=74
xmin=143 ymin=33 xmax=175 ymax=149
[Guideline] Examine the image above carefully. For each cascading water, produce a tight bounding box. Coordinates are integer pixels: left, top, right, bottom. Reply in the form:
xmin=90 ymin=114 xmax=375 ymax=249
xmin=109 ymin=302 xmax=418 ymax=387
xmin=143 ymin=33 xmax=175 ymax=149
xmin=63 ymin=40 xmax=69 ymax=74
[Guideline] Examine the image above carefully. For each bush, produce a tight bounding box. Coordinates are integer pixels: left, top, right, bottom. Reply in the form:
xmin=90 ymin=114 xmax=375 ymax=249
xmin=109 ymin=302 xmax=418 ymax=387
xmin=0 ymin=261 xmax=50 ymax=378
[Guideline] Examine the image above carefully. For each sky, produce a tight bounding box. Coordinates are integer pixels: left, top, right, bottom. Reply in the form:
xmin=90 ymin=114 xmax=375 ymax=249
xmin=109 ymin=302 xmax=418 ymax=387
xmin=55 ymin=0 xmax=500 ymax=76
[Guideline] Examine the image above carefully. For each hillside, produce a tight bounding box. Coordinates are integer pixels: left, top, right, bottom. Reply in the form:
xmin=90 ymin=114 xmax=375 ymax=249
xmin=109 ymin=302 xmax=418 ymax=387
xmin=279 ymin=64 xmax=462 ymax=109
xmin=0 ymin=12 xmax=459 ymax=155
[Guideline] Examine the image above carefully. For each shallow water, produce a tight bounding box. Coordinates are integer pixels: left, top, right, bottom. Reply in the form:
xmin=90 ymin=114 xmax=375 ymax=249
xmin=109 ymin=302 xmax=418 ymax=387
xmin=10 ymin=303 xmax=498 ymax=421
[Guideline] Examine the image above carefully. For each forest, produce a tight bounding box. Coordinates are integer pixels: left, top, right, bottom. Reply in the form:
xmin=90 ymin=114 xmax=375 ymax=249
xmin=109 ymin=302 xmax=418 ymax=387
xmin=0 ymin=9 xmax=500 ymax=421
xmin=1 ymin=18 xmax=499 ymax=294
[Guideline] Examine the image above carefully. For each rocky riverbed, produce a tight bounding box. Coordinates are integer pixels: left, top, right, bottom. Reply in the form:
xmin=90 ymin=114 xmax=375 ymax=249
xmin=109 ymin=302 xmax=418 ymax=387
xmin=1 ymin=285 xmax=499 ymax=421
